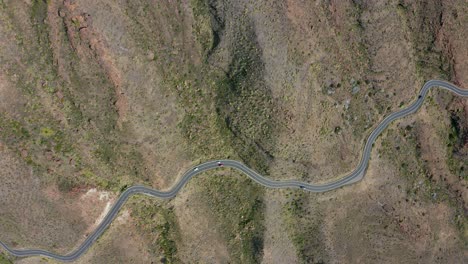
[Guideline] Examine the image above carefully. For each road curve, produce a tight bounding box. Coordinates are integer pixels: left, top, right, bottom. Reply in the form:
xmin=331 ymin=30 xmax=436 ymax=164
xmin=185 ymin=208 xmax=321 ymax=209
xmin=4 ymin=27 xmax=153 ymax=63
xmin=1 ymin=80 xmax=467 ymax=261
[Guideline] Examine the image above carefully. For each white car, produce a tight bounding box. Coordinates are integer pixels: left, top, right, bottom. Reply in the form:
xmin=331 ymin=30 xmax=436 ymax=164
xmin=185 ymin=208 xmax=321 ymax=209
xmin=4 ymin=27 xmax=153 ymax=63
xmin=194 ymin=167 xmax=199 ymax=172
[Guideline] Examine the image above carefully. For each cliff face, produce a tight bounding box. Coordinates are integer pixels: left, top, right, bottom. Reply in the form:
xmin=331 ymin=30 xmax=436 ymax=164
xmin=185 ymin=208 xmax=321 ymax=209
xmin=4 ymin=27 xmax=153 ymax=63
xmin=0 ymin=0 xmax=466 ymax=263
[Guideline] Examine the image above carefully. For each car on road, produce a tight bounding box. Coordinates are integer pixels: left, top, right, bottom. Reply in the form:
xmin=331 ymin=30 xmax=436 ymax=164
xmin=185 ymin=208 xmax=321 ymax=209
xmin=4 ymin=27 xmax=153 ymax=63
xmin=194 ymin=167 xmax=199 ymax=172
xmin=217 ymin=161 xmax=223 ymax=166
xmin=299 ymin=185 xmax=305 ymax=189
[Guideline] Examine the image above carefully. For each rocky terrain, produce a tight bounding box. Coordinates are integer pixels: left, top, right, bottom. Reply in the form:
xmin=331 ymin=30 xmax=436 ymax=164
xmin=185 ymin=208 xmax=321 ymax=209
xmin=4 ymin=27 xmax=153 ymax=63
xmin=0 ymin=0 xmax=466 ymax=263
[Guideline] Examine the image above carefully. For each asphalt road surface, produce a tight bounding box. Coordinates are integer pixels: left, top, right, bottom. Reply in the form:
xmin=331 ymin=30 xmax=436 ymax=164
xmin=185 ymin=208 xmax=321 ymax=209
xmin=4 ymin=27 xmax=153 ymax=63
xmin=1 ymin=80 xmax=467 ymax=262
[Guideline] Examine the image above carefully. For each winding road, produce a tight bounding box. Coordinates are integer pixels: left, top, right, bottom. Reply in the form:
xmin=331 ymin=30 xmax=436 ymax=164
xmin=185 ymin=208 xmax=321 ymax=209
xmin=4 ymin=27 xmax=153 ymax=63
xmin=1 ymin=80 xmax=467 ymax=262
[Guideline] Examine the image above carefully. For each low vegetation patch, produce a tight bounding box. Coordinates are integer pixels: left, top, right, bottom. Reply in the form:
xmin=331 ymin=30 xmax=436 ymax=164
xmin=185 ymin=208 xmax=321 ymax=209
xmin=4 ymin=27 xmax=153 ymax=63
xmin=0 ymin=253 xmax=13 ymax=264
xmin=283 ymin=190 xmax=328 ymax=264
xmin=446 ymin=112 xmax=467 ymax=180
xmin=199 ymin=171 xmax=265 ymax=263
xmin=130 ymin=196 xmax=180 ymax=263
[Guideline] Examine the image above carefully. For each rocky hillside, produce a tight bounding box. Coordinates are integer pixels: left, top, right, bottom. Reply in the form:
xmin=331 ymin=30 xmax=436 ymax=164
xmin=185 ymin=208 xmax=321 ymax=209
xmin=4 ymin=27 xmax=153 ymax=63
xmin=0 ymin=0 xmax=466 ymax=263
